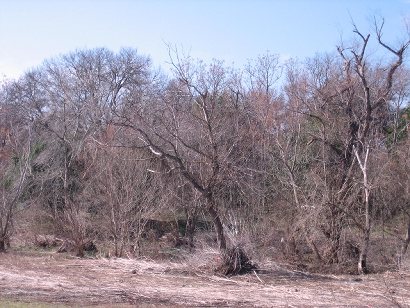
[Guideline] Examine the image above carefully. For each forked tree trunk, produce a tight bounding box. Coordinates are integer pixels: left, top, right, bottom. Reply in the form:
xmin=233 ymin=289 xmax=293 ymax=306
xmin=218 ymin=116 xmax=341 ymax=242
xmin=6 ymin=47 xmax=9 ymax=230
xmin=355 ymin=146 xmax=372 ymax=275
xmin=355 ymin=149 xmax=372 ymax=276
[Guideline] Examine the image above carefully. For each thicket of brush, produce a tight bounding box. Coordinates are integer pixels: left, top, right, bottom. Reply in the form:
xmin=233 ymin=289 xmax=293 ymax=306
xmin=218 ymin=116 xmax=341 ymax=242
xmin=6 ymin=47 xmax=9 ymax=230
xmin=1 ymin=19 xmax=409 ymax=275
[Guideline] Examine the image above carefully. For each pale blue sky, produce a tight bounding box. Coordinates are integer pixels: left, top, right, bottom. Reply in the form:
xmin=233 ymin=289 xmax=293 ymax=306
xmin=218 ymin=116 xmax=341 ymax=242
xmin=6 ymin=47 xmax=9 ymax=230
xmin=0 ymin=0 xmax=409 ymax=79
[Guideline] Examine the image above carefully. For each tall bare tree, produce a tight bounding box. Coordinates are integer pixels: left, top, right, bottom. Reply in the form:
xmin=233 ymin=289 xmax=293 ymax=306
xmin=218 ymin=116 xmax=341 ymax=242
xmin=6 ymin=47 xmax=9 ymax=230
xmin=0 ymin=97 xmax=32 ymax=251
xmin=114 ymin=50 xmax=257 ymax=253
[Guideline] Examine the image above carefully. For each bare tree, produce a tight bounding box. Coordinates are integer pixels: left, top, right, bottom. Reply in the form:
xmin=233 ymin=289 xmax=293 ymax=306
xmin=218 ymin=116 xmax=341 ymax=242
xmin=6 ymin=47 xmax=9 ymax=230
xmin=16 ymin=48 xmax=153 ymax=256
xmin=113 ymin=50 xmax=257 ymax=256
xmin=306 ymin=19 xmax=410 ymax=273
xmin=87 ymin=124 xmax=163 ymax=257
xmin=0 ymin=100 xmax=32 ymax=251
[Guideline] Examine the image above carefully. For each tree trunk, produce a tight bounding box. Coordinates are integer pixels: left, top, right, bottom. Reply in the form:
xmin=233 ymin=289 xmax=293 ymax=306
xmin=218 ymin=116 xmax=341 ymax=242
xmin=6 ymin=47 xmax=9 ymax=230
xmin=76 ymin=244 xmax=84 ymax=258
xmin=119 ymin=239 xmax=125 ymax=258
xmin=322 ymin=210 xmax=343 ymax=264
xmin=206 ymin=196 xmax=227 ymax=251
xmin=327 ymin=234 xmax=341 ymax=264
xmin=358 ymin=227 xmax=370 ymax=274
xmin=305 ymin=235 xmax=322 ymax=263
xmin=402 ymin=218 xmax=410 ymax=256
xmin=358 ymin=201 xmax=371 ymax=275
xmin=185 ymin=209 xmax=197 ymax=250
xmin=0 ymin=239 xmax=5 ymax=252
xmin=355 ymin=146 xmax=371 ymax=275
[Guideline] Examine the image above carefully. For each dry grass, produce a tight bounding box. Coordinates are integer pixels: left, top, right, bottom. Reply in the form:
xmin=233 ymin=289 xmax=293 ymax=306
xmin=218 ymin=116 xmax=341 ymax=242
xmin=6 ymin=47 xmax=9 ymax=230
xmin=0 ymin=250 xmax=409 ymax=307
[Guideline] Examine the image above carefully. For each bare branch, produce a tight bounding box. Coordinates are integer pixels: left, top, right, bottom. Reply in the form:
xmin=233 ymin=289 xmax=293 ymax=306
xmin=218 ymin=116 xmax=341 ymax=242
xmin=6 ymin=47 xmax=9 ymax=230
xmin=374 ymin=17 xmax=410 ymax=99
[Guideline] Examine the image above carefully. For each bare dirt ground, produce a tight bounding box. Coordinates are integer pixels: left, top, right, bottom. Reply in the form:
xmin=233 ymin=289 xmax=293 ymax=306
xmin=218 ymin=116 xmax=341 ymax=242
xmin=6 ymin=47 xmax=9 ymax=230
xmin=0 ymin=251 xmax=409 ymax=307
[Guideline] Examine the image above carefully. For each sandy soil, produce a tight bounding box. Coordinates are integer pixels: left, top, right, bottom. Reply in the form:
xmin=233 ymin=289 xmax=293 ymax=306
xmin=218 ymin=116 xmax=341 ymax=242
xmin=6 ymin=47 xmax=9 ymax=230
xmin=0 ymin=251 xmax=409 ymax=307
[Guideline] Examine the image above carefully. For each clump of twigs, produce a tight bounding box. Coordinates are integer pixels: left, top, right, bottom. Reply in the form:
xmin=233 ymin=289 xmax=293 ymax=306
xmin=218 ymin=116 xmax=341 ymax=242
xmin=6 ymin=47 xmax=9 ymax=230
xmin=217 ymin=245 xmax=257 ymax=276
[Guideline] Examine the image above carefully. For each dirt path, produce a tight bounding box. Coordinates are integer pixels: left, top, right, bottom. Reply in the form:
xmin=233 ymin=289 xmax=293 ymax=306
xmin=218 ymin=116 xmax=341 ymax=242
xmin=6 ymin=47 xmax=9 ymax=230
xmin=0 ymin=252 xmax=409 ymax=307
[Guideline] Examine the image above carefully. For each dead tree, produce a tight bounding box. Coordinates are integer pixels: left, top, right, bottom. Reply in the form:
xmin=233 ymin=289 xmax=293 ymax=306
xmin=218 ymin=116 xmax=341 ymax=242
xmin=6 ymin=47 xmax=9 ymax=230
xmin=337 ymin=19 xmax=410 ymax=274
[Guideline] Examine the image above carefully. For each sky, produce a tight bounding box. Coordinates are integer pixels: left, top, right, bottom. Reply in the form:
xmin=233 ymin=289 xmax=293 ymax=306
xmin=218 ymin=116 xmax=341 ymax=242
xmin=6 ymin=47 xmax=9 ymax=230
xmin=0 ymin=0 xmax=409 ymax=80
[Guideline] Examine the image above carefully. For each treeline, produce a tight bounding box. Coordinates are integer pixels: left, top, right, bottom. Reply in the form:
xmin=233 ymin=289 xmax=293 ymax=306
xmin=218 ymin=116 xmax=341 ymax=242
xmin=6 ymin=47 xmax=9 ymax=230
xmin=0 ymin=21 xmax=409 ymax=275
